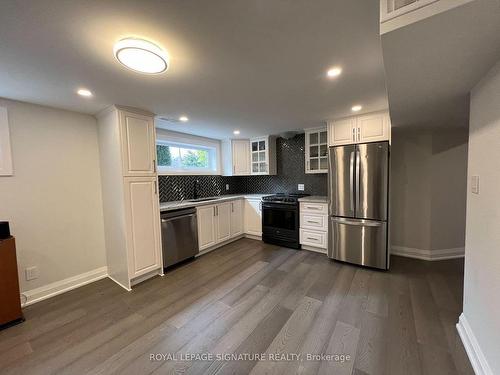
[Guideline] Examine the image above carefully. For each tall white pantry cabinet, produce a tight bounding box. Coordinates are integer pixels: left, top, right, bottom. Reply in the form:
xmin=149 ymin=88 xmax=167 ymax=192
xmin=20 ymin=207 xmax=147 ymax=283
xmin=97 ymin=106 xmax=162 ymax=291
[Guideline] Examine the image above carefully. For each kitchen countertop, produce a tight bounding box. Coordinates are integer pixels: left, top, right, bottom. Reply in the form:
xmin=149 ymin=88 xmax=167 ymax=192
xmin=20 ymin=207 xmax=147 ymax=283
xmin=159 ymin=194 xmax=270 ymax=212
xmin=298 ymin=195 xmax=328 ymax=203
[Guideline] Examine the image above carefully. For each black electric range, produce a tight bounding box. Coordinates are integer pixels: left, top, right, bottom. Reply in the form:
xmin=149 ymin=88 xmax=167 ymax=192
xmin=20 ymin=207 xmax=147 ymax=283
xmin=261 ymin=193 xmax=309 ymax=249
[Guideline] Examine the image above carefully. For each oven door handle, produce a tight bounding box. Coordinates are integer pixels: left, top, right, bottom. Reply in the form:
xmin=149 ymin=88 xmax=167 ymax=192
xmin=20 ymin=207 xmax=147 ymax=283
xmin=261 ymin=203 xmax=298 ymax=211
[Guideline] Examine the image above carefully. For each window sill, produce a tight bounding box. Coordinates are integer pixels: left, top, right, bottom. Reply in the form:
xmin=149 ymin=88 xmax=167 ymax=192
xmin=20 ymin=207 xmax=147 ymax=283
xmin=158 ymin=170 xmax=221 ymax=176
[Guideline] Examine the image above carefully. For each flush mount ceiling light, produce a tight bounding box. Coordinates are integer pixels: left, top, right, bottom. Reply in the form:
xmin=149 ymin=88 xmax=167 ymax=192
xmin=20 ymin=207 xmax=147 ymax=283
xmin=351 ymin=105 xmax=362 ymax=112
xmin=77 ymin=88 xmax=93 ymax=97
xmin=113 ymin=38 xmax=169 ymax=74
xmin=327 ymin=66 xmax=342 ymax=78
xmin=233 ymin=130 xmax=240 ymax=135
xmin=179 ymin=116 xmax=189 ymax=122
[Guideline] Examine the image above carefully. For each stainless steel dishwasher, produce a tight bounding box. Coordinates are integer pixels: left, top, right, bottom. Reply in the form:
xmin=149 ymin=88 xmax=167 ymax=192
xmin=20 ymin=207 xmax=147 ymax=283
xmin=160 ymin=207 xmax=199 ymax=268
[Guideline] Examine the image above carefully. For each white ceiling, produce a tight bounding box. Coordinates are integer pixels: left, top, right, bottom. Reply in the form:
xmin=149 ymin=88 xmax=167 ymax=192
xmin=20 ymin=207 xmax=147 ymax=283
xmin=381 ymin=0 xmax=500 ymax=129
xmin=0 ymin=0 xmax=388 ymax=139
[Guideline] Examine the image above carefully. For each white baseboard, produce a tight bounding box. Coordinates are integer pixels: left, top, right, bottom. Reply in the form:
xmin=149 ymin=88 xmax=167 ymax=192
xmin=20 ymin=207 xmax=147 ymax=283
xmin=244 ymin=233 xmax=261 ymax=241
xmin=301 ymin=245 xmax=327 ymax=255
xmin=456 ymin=313 xmax=493 ymax=375
xmin=391 ymin=246 xmax=464 ymax=261
xmin=22 ymin=266 xmax=108 ymax=306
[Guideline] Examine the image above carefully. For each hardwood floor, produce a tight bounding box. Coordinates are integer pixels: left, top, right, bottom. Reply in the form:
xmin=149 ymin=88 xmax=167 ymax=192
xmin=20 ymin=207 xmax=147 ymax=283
xmin=0 ymin=238 xmax=473 ymax=375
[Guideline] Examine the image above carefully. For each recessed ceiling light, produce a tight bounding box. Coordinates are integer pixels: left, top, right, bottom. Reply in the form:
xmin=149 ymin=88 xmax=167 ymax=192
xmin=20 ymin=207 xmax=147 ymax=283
xmin=77 ymin=88 xmax=93 ymax=97
xmin=113 ymin=38 xmax=169 ymax=74
xmin=351 ymin=105 xmax=362 ymax=112
xmin=327 ymin=66 xmax=342 ymax=78
xmin=179 ymin=116 xmax=189 ymax=122
xmin=233 ymin=130 xmax=240 ymax=135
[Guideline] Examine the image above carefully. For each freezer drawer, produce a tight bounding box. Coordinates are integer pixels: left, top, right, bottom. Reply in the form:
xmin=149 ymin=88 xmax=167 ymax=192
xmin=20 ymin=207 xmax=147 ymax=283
xmin=328 ymin=217 xmax=388 ymax=269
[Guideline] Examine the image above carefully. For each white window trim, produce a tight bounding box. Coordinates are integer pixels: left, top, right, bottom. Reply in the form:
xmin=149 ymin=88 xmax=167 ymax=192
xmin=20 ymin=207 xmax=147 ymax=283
xmin=0 ymin=106 xmax=13 ymax=176
xmin=156 ymin=128 xmax=221 ymax=175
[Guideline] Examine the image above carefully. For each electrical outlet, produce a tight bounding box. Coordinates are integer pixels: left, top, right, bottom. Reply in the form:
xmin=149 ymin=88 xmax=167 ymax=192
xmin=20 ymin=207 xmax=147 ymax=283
xmin=471 ymin=176 xmax=480 ymax=194
xmin=226 ymin=184 xmax=230 ymax=191
xmin=25 ymin=266 xmax=39 ymax=281
xmin=298 ymin=184 xmax=305 ymax=191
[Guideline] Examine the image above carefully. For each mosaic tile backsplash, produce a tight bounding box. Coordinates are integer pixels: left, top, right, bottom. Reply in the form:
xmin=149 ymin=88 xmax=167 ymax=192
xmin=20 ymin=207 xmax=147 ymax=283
xmin=158 ymin=134 xmax=328 ymax=202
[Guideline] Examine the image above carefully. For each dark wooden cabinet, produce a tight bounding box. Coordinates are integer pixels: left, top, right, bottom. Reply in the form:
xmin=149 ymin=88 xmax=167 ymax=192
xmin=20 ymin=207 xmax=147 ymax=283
xmin=0 ymin=236 xmax=23 ymax=328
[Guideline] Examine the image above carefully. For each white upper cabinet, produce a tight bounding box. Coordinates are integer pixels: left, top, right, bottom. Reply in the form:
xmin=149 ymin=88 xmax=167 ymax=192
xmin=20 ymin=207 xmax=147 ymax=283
xmin=222 ymin=136 xmax=276 ymax=176
xmin=250 ymin=136 xmax=276 ymax=175
xmin=380 ymin=0 xmax=474 ymax=34
xmin=222 ymin=139 xmax=250 ymax=176
xmin=328 ymin=111 xmax=391 ymax=146
xmin=357 ymin=112 xmax=391 ymax=143
xmin=119 ymin=110 xmax=156 ymax=176
xmin=305 ymin=127 xmax=328 ymax=174
xmin=232 ymin=140 xmax=251 ymax=175
xmin=329 ymin=117 xmax=357 ymax=146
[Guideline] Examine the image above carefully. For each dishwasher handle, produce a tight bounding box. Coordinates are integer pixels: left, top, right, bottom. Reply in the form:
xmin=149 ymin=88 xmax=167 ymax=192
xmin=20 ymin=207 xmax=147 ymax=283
xmin=161 ymin=213 xmax=196 ymax=223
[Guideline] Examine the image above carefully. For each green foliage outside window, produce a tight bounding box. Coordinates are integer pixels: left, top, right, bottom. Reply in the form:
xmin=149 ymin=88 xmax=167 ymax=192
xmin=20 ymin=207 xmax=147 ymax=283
xmin=157 ymin=144 xmax=172 ymax=166
xmin=182 ymin=150 xmax=209 ymax=168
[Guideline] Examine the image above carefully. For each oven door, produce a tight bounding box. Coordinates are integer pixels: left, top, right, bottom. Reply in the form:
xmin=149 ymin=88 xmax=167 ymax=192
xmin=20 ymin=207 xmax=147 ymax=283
xmin=262 ymin=202 xmax=299 ymax=248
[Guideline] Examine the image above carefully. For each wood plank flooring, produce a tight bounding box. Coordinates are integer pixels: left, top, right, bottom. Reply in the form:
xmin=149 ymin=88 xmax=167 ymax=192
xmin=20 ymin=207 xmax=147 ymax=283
xmin=0 ymin=238 xmax=473 ymax=375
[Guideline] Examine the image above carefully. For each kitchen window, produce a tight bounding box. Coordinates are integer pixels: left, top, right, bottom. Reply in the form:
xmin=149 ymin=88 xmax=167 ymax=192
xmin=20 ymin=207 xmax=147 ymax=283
xmin=156 ymin=128 xmax=220 ymax=175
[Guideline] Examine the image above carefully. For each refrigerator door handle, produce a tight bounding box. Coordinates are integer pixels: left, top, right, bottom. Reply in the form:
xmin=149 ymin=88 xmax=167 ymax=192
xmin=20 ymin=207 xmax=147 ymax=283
xmin=331 ymin=217 xmax=384 ymax=227
xmin=349 ymin=150 xmax=355 ymax=212
xmin=355 ymin=148 xmax=360 ymax=213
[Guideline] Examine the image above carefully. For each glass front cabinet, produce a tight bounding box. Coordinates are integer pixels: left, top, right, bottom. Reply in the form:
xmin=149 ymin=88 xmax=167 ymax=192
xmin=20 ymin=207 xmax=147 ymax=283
xmin=305 ymin=127 xmax=328 ymax=174
xmin=250 ymin=136 xmax=277 ymax=175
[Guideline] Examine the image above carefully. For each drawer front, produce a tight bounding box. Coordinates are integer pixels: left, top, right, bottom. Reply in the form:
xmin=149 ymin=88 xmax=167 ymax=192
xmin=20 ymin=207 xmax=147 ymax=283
xmin=300 ymin=202 xmax=328 ymax=215
xmin=300 ymin=229 xmax=327 ymax=249
xmin=300 ymin=213 xmax=328 ymax=231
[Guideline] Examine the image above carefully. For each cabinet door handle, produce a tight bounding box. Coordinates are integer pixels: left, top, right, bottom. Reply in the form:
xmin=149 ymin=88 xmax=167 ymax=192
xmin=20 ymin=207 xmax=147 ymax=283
xmin=233 ymin=165 xmax=236 ymax=174
xmin=231 ymin=202 xmax=234 ymax=212
xmin=153 ymin=159 xmax=156 ymax=173
xmin=213 ymin=206 xmax=216 ymax=216
xmin=154 ymin=181 xmax=157 ymax=195
xmin=357 ymin=128 xmax=360 ymax=142
xmin=352 ymin=128 xmax=355 ymax=142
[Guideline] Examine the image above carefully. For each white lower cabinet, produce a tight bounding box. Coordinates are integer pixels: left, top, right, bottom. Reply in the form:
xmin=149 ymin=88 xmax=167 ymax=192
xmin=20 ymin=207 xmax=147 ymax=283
xmin=299 ymin=202 xmax=328 ymax=254
xmin=216 ymin=202 xmax=232 ymax=242
xmin=124 ymin=177 xmax=162 ymax=278
xmin=196 ymin=198 xmax=250 ymax=253
xmin=244 ymin=198 xmax=262 ymax=237
xmin=230 ymin=199 xmax=244 ymax=236
xmin=197 ymin=205 xmax=217 ymax=251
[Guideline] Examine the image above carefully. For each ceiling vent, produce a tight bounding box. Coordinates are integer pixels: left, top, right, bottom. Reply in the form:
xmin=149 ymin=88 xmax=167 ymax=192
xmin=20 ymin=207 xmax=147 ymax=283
xmin=156 ymin=116 xmax=181 ymax=124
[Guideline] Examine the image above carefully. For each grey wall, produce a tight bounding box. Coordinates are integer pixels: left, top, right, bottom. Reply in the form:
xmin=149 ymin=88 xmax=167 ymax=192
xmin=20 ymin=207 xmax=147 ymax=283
xmin=390 ymin=126 xmax=468 ymax=251
xmin=0 ymin=98 xmax=106 ymax=293
xmin=159 ymin=134 xmax=327 ymax=202
xmin=462 ymin=59 xmax=500 ymax=374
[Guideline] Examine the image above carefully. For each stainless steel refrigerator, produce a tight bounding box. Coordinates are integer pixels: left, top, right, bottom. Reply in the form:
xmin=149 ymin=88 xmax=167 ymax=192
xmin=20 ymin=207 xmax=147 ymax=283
xmin=328 ymin=141 xmax=389 ymax=270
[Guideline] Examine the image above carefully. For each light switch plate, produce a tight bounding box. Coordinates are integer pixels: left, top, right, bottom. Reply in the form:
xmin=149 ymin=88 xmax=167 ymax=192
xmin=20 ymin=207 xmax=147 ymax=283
xmin=471 ymin=175 xmax=480 ymax=194
xmin=25 ymin=266 xmax=39 ymax=281
xmin=298 ymin=184 xmax=305 ymax=191
xmin=225 ymin=184 xmax=230 ymax=191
